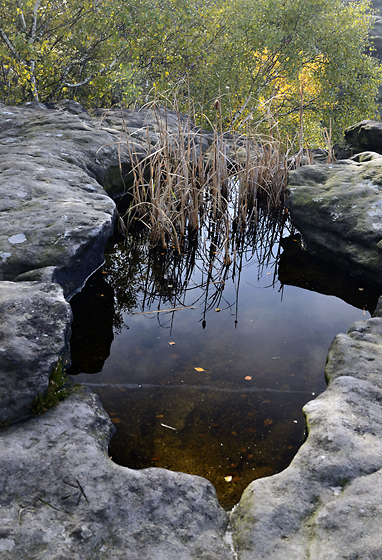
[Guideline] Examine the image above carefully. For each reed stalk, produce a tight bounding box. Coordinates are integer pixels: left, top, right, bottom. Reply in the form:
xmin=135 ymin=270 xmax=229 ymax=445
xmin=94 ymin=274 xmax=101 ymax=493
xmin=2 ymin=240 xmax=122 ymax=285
xmin=121 ymin=95 xmax=292 ymax=261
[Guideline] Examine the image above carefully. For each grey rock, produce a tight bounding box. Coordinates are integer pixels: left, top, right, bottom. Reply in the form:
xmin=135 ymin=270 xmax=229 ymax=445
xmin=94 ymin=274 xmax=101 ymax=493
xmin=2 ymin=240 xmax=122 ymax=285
xmin=287 ymin=157 xmax=382 ymax=286
xmin=0 ymin=104 xmax=117 ymax=298
xmin=0 ymin=386 xmax=233 ymax=560
xmin=344 ymin=120 xmax=382 ymax=154
xmin=0 ymin=281 xmax=72 ymax=424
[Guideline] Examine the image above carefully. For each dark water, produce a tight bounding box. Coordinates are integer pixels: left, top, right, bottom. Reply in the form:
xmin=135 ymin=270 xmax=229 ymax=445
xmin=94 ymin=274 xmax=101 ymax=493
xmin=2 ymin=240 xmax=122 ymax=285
xmin=69 ymin=219 xmax=380 ymax=509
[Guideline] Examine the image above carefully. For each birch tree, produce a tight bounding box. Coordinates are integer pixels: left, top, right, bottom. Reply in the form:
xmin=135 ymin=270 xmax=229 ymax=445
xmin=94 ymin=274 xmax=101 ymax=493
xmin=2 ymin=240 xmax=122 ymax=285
xmin=0 ymin=0 xmax=128 ymax=103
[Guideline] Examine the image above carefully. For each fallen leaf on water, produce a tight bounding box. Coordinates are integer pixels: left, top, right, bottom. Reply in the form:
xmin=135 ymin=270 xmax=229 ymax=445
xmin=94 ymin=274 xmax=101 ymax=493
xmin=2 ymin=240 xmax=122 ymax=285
xmin=264 ymin=418 xmax=273 ymax=426
xmin=151 ymin=455 xmax=161 ymax=462
xmin=209 ymin=422 xmax=220 ymax=428
xmin=156 ymin=414 xmax=164 ymax=418
xmin=246 ymin=427 xmax=257 ymax=434
xmin=214 ymin=308 xmax=221 ymax=312
xmin=245 ymin=375 xmax=252 ymax=381
xmin=224 ymin=476 xmax=233 ymax=482
xmin=111 ymin=417 xmax=122 ymax=424
xmin=194 ymin=367 xmax=205 ymax=372
xmin=168 ymin=341 xmax=176 ymax=346
xmin=231 ymin=431 xmax=238 ymax=436
xmin=101 ymin=271 xmax=108 ymax=274
xmin=233 ymin=475 xmax=241 ymax=482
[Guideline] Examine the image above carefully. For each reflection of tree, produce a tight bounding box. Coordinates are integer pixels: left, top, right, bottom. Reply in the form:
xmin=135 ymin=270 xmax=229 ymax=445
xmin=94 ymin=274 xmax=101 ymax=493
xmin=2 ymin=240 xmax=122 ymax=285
xmin=104 ymin=205 xmax=289 ymax=333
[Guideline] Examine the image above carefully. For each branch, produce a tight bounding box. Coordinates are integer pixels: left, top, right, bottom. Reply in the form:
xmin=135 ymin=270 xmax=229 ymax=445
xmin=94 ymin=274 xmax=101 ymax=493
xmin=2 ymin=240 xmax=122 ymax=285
xmin=30 ymin=0 xmax=41 ymax=43
xmin=0 ymin=27 xmax=39 ymax=101
xmin=0 ymin=27 xmax=21 ymax=61
xmin=17 ymin=1 xmax=27 ymax=31
xmin=62 ymin=53 xmax=120 ymax=88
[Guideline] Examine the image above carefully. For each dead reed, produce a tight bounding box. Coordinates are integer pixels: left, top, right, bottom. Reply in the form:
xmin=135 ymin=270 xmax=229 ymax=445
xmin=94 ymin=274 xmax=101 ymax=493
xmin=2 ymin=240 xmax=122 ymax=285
xmin=121 ymin=97 xmax=292 ymax=266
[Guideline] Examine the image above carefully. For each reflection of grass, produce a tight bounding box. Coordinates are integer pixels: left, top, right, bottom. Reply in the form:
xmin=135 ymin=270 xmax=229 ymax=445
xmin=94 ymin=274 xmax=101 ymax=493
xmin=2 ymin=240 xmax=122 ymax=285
xmin=106 ymin=207 xmax=289 ymax=333
xmin=32 ymin=359 xmax=69 ymax=415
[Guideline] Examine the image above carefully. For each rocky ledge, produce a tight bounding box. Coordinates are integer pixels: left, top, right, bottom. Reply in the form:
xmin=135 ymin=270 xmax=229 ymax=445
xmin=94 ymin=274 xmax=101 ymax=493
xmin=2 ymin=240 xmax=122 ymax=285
xmin=1 ymin=103 xmax=382 ymax=559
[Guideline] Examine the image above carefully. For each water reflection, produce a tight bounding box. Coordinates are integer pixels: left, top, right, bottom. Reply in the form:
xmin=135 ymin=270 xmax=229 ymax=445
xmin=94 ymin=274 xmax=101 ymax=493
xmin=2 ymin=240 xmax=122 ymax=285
xmin=69 ymin=211 xmax=380 ymax=509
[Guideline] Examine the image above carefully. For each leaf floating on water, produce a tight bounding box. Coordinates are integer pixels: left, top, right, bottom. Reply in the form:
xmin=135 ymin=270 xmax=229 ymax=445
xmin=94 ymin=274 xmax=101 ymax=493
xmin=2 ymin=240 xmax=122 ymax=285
xmin=111 ymin=417 xmax=122 ymax=424
xmin=214 ymin=308 xmax=221 ymax=312
xmin=156 ymin=414 xmax=164 ymax=418
xmin=244 ymin=376 xmax=252 ymax=381
xmin=224 ymin=476 xmax=233 ymax=482
xmin=264 ymin=418 xmax=273 ymax=427
xmin=194 ymin=367 xmax=205 ymax=372
xmin=151 ymin=455 xmax=161 ymax=462
xmin=168 ymin=341 xmax=176 ymax=346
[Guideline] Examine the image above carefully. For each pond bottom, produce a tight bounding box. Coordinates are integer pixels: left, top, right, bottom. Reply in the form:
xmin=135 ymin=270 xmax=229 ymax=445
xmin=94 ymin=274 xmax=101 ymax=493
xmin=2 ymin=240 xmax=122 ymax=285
xmin=89 ymin=383 xmax=308 ymax=509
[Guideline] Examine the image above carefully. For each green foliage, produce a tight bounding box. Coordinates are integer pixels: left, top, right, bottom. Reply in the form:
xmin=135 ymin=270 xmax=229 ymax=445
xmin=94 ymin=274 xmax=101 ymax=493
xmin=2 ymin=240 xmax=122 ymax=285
xmin=0 ymin=0 xmax=381 ymax=143
xmin=32 ymin=358 xmax=69 ymax=415
xmin=0 ymin=0 xmax=129 ymax=104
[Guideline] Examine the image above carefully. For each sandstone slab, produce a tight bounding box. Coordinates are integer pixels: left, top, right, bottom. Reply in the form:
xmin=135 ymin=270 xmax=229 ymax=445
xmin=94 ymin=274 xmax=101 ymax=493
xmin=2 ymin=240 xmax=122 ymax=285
xmin=287 ymin=156 xmax=382 ymax=286
xmin=0 ymin=281 xmax=72 ymax=424
xmin=0 ymin=386 xmax=233 ymax=560
xmin=0 ymin=103 xmax=118 ymax=298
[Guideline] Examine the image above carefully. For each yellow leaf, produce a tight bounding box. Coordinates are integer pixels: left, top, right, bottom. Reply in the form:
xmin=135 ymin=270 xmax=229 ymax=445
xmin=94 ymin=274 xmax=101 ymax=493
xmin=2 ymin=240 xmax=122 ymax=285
xmin=245 ymin=376 xmax=252 ymax=380
xmin=224 ymin=476 xmax=233 ymax=482
xmin=194 ymin=367 xmax=205 ymax=372
xmin=168 ymin=341 xmax=176 ymax=345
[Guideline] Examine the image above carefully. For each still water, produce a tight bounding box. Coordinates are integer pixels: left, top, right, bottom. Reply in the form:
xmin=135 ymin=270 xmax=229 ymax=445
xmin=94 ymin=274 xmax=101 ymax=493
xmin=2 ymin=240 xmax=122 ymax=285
xmin=69 ymin=217 xmax=380 ymax=509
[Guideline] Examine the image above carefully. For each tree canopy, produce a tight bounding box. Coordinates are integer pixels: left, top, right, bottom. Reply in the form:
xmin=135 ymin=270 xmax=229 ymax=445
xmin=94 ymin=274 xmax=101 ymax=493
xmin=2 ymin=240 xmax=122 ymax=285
xmin=0 ymin=0 xmax=381 ymax=142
